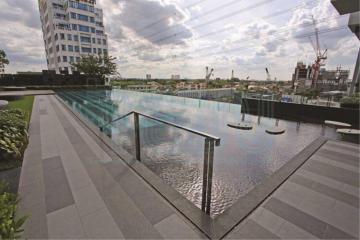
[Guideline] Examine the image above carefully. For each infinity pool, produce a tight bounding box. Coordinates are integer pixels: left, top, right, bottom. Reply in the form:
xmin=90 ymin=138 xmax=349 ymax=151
xmin=58 ymin=89 xmax=336 ymax=217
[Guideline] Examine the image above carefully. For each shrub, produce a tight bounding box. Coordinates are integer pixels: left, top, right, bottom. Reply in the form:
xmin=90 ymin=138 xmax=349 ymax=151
xmin=0 ymin=109 xmax=28 ymax=160
xmin=0 ymin=181 xmax=27 ymax=239
xmin=340 ymin=93 xmax=360 ymax=105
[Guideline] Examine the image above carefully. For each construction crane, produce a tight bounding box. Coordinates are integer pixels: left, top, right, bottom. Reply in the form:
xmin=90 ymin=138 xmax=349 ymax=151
xmin=265 ymin=68 xmax=271 ymax=81
xmin=205 ymin=66 xmax=214 ymax=81
xmin=309 ymin=16 xmax=328 ymax=88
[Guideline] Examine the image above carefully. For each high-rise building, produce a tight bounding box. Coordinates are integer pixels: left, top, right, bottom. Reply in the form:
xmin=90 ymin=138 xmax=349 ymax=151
xmin=38 ymin=0 xmax=108 ymax=73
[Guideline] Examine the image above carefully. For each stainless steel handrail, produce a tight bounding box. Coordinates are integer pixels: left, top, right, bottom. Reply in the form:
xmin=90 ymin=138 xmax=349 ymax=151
xmin=100 ymin=111 xmax=221 ymax=145
xmin=99 ymin=110 xmax=221 ymax=215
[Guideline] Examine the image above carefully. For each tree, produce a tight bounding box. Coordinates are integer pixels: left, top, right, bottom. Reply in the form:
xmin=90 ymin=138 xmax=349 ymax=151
xmin=0 ymin=50 xmax=10 ymax=74
xmin=70 ymin=55 xmax=117 ymax=80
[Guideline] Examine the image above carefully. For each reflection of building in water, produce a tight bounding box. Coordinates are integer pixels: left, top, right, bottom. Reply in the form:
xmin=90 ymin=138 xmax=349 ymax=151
xmin=292 ymin=62 xmax=350 ymax=92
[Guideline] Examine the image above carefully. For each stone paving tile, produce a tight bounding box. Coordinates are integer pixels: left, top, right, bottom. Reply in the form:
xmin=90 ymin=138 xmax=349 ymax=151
xmin=312 ymin=155 xmax=358 ymax=173
xmin=316 ymin=149 xmax=359 ymax=167
xmin=18 ymin=97 xmax=48 ymax=239
xmin=81 ymin=208 xmax=124 ymax=239
xmin=66 ymin=167 xmax=93 ymax=190
xmin=72 ymin=184 xmax=106 ymax=217
xmin=290 ymin=174 xmax=359 ymax=208
xmin=326 ymin=141 xmax=359 ymax=152
xmin=321 ymin=144 xmax=359 ymax=158
xmin=250 ymin=207 xmax=285 ymax=234
xmin=303 ymin=160 xmax=359 ymax=187
xmin=295 ymin=169 xmax=359 ymax=197
xmin=154 ymin=214 xmax=204 ymax=239
xmin=264 ymin=198 xmax=355 ymax=239
xmin=276 ymin=221 xmax=318 ymax=239
xmin=43 ymin=156 xmax=74 ymax=213
xmin=18 ymin=202 xmax=48 ymax=239
xmin=226 ymin=219 xmax=280 ymax=239
xmin=47 ymin=205 xmax=85 ymax=239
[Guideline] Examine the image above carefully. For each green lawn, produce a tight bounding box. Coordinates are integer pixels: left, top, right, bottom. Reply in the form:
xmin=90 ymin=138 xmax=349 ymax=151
xmin=7 ymin=96 xmax=34 ymax=124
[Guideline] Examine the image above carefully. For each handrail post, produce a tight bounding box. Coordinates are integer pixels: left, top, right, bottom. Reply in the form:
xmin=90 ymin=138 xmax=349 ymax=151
xmin=206 ymin=139 xmax=215 ymax=215
xmin=201 ymin=138 xmax=210 ymax=212
xmin=134 ymin=112 xmax=141 ymax=161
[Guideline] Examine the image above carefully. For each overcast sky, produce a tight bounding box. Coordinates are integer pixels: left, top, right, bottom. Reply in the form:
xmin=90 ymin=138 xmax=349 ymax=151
xmin=0 ymin=0 xmax=358 ymax=80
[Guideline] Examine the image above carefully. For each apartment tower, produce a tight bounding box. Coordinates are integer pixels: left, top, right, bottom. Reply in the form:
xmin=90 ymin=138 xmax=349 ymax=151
xmin=38 ymin=0 xmax=108 ymax=73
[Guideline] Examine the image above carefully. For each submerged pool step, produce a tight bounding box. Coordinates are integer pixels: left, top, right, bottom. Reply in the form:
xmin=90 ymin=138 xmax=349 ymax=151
xmin=58 ymin=92 xmax=112 ymax=127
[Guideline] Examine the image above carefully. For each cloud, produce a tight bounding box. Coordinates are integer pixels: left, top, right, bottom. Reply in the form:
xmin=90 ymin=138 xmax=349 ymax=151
xmin=0 ymin=0 xmax=41 ymax=29
xmin=103 ymin=0 xmax=193 ymax=46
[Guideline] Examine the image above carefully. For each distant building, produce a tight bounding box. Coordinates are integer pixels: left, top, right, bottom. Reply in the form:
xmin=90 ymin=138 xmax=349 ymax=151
xmin=146 ymin=74 xmax=151 ymax=80
xmin=175 ymin=82 xmax=207 ymax=90
xmin=38 ymin=0 xmax=109 ymax=74
xmin=292 ymin=61 xmax=312 ymax=91
xmin=171 ymin=75 xmax=180 ymax=80
xmin=292 ymin=62 xmax=349 ymax=92
xmin=126 ymin=81 xmax=162 ymax=92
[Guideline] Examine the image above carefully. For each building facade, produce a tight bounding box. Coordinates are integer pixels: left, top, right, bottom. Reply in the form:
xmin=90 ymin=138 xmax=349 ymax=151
xmin=38 ymin=0 xmax=108 ymax=73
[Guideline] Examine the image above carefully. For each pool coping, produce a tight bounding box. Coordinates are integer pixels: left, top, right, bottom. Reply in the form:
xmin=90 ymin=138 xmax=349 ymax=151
xmin=55 ymin=94 xmax=328 ymax=239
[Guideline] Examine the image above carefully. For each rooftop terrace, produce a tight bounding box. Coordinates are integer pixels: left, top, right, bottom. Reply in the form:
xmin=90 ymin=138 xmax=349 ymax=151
xmin=16 ymin=93 xmax=359 ymax=239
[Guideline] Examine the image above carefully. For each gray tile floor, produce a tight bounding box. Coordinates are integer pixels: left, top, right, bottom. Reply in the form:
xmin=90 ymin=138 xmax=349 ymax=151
xmin=226 ymin=140 xmax=359 ymax=239
xmin=18 ymin=95 xmax=359 ymax=239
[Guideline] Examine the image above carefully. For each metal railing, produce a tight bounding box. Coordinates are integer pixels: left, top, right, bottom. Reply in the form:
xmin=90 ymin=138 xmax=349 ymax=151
xmin=100 ymin=111 xmax=221 ymax=214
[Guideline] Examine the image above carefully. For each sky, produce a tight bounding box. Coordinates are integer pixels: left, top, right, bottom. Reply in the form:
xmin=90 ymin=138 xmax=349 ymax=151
xmin=0 ymin=0 xmax=358 ymax=80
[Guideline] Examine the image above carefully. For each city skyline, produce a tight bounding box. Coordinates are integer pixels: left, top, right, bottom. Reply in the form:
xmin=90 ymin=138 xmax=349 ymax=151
xmin=0 ymin=0 xmax=358 ymax=80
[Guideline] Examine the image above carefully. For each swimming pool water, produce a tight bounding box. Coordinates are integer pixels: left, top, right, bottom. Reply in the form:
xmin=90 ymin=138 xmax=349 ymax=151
xmin=58 ymin=89 xmax=336 ymax=217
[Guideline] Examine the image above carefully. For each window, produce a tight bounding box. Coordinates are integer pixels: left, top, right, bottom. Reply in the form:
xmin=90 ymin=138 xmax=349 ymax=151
xmin=73 ymin=35 xmax=79 ymax=41
xmin=57 ymin=56 xmax=61 ymax=62
xmin=70 ymin=56 xmax=74 ymax=62
xmin=68 ymin=45 xmax=74 ymax=52
xmin=60 ymin=33 xmax=65 ymax=40
xmin=70 ymin=12 xmax=77 ymax=19
xmin=76 ymin=57 xmax=80 ymax=62
xmin=74 ymin=46 xmax=80 ymax=52
xmin=78 ymin=25 xmax=89 ymax=32
xmin=78 ymin=14 xmax=89 ymax=21
xmin=92 ymin=38 xmax=95 ymax=43
xmin=55 ymin=33 xmax=58 ymax=41
xmin=98 ymin=48 xmax=102 ymax=54
xmin=96 ymin=30 xmax=103 ymax=35
xmin=56 ymin=45 xmax=60 ymax=52
xmin=93 ymin=48 xmax=96 ymax=53
xmin=67 ymin=34 xmax=72 ymax=41
xmin=103 ymin=49 xmax=108 ymax=55
xmin=63 ymin=56 xmax=67 ymax=62
xmin=90 ymin=17 xmax=95 ymax=23
xmin=91 ymin=27 xmax=95 ymax=33
xmin=97 ymin=38 xmax=101 ymax=44
xmin=72 ymin=24 xmax=77 ymax=30
xmin=61 ymin=45 xmax=66 ymax=51
xmin=81 ymin=47 xmax=92 ymax=53
xmin=80 ymin=36 xmax=91 ymax=43
xmin=102 ymin=39 xmax=106 ymax=45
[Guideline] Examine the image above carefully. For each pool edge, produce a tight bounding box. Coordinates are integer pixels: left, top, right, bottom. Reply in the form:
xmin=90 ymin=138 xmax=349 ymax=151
xmin=54 ymin=92 xmax=328 ymax=239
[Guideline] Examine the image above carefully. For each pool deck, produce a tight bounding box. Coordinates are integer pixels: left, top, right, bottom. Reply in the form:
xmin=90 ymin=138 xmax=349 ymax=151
xmin=18 ymin=95 xmax=359 ymax=239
